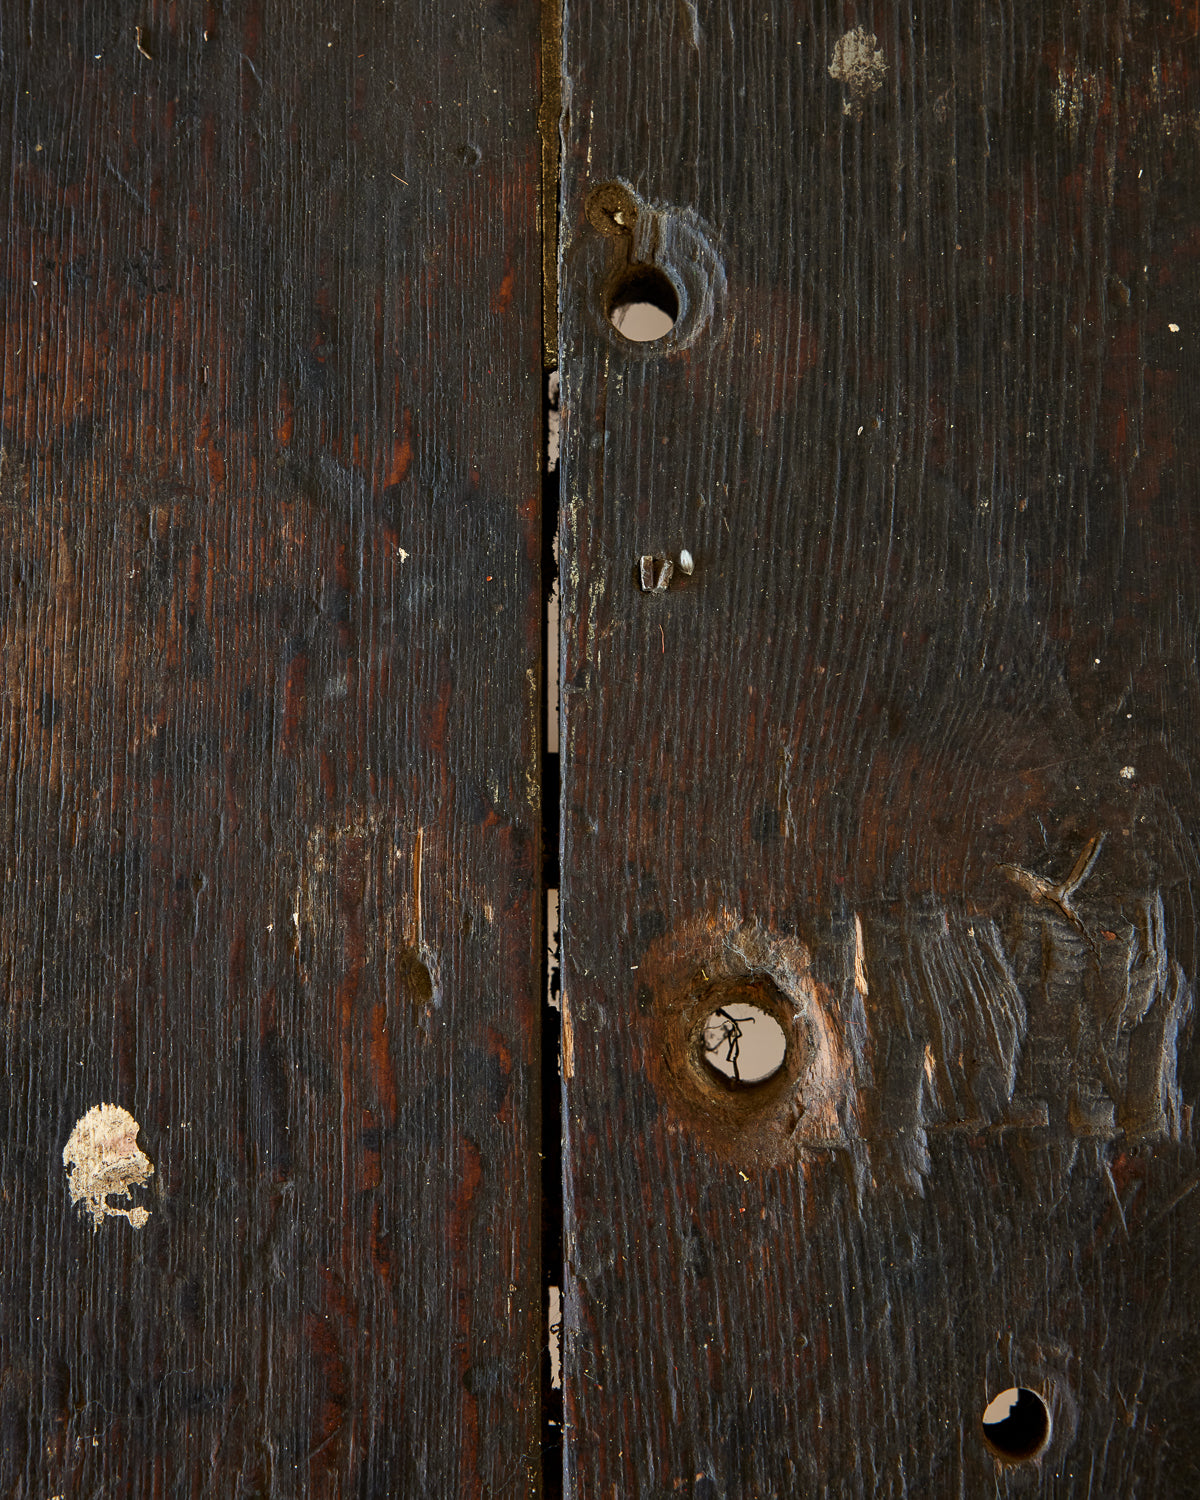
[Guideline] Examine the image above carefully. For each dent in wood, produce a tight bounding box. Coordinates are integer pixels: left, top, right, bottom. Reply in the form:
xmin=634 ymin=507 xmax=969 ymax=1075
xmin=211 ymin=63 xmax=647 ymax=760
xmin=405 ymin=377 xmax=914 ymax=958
xmin=1003 ymin=892 xmax=1193 ymax=1148
xmin=635 ymin=913 xmax=858 ymax=1165
xmin=866 ymin=897 xmax=1193 ymax=1186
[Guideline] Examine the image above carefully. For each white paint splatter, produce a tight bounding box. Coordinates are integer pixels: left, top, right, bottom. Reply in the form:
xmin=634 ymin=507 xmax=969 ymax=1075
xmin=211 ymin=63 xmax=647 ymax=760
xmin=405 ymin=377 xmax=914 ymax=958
xmin=63 ymin=1104 xmax=154 ymax=1230
xmin=829 ymin=28 xmax=889 ymax=116
xmin=1169 ymin=323 xmax=1181 ymax=333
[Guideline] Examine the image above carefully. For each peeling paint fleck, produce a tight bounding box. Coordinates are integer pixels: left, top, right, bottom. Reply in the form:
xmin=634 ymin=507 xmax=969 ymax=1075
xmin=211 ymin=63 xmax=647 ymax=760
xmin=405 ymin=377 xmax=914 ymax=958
xmin=63 ymin=1104 xmax=154 ymax=1230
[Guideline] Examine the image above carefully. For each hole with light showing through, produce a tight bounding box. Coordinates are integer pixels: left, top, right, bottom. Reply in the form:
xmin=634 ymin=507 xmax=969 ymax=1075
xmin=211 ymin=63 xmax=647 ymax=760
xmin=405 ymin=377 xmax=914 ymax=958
xmin=981 ymin=1387 xmax=1051 ymax=1462
xmin=608 ymin=264 xmax=679 ymax=342
xmin=701 ymin=1002 xmax=787 ymax=1085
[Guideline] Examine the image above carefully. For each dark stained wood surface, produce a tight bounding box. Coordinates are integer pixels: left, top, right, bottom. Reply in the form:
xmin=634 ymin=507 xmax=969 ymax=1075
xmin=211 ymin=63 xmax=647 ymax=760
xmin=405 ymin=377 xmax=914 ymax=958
xmin=0 ymin=3 xmax=545 ymax=1495
xmin=558 ymin=2 xmax=1200 ymax=1495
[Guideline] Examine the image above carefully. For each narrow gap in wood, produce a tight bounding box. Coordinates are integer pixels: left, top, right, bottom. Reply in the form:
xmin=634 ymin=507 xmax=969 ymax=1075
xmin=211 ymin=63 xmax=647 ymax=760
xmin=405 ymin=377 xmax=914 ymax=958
xmin=541 ymin=367 xmax=565 ymax=1494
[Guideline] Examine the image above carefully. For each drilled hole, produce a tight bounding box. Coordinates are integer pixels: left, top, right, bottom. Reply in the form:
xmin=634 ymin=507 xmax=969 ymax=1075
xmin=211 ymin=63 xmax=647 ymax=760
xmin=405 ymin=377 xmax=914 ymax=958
xmin=700 ymin=1001 xmax=787 ymax=1085
xmin=608 ymin=265 xmax=679 ymax=342
xmin=982 ymin=1387 xmax=1051 ymax=1462
xmin=585 ymin=181 xmax=640 ymax=236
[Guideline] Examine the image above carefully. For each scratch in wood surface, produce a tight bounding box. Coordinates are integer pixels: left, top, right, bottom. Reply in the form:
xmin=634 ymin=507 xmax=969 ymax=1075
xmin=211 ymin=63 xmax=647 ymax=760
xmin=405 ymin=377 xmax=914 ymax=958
xmin=1103 ymin=1155 xmax=1130 ymax=1240
xmin=998 ymin=833 xmax=1104 ymax=949
xmin=1145 ymin=1175 xmax=1200 ymax=1229
xmin=102 ymin=157 xmax=152 ymax=215
xmin=411 ymin=825 xmax=424 ymax=951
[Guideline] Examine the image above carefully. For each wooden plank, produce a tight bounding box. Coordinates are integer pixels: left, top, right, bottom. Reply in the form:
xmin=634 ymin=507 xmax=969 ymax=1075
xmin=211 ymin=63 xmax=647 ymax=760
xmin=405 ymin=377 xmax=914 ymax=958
xmin=0 ymin=3 xmax=544 ymax=1494
xmin=558 ymin=1 xmax=1200 ymax=1494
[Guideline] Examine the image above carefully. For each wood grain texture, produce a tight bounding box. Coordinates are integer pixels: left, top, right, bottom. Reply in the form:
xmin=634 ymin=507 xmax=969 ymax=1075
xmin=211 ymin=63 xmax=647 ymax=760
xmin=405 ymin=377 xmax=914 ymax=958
xmin=558 ymin=1 xmax=1200 ymax=1494
xmin=0 ymin=3 xmax=544 ymax=1495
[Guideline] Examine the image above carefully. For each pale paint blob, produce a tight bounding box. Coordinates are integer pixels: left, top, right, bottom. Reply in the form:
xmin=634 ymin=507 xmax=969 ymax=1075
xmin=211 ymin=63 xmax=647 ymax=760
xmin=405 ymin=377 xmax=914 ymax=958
xmin=63 ymin=1104 xmax=154 ymax=1230
xmin=829 ymin=28 xmax=889 ymax=116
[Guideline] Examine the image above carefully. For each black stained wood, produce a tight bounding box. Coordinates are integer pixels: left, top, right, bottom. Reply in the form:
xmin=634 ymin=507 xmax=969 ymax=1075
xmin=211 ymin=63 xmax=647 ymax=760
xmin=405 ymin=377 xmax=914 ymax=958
xmin=0 ymin=3 xmax=544 ymax=1496
xmin=559 ymin=3 xmax=1200 ymax=1496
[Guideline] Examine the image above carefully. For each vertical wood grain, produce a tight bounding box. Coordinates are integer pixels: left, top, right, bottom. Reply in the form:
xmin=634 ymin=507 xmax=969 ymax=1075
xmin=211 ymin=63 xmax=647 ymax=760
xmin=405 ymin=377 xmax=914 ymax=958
xmin=559 ymin=1 xmax=1200 ymax=1494
xmin=0 ymin=2 xmax=544 ymax=1494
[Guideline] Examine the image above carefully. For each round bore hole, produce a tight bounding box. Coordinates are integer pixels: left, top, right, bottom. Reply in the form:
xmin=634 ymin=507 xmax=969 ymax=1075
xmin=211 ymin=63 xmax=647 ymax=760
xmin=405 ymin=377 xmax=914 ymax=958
xmin=981 ymin=1387 xmax=1051 ymax=1462
xmin=608 ymin=265 xmax=680 ymax=343
xmin=700 ymin=1001 xmax=787 ymax=1085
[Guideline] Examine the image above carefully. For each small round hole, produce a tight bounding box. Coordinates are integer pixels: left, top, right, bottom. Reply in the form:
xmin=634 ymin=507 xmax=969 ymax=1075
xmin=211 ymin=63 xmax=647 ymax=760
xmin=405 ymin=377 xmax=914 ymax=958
xmin=700 ymin=1001 xmax=787 ymax=1085
xmin=981 ymin=1387 xmax=1051 ymax=1462
xmin=608 ymin=265 xmax=679 ymax=342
